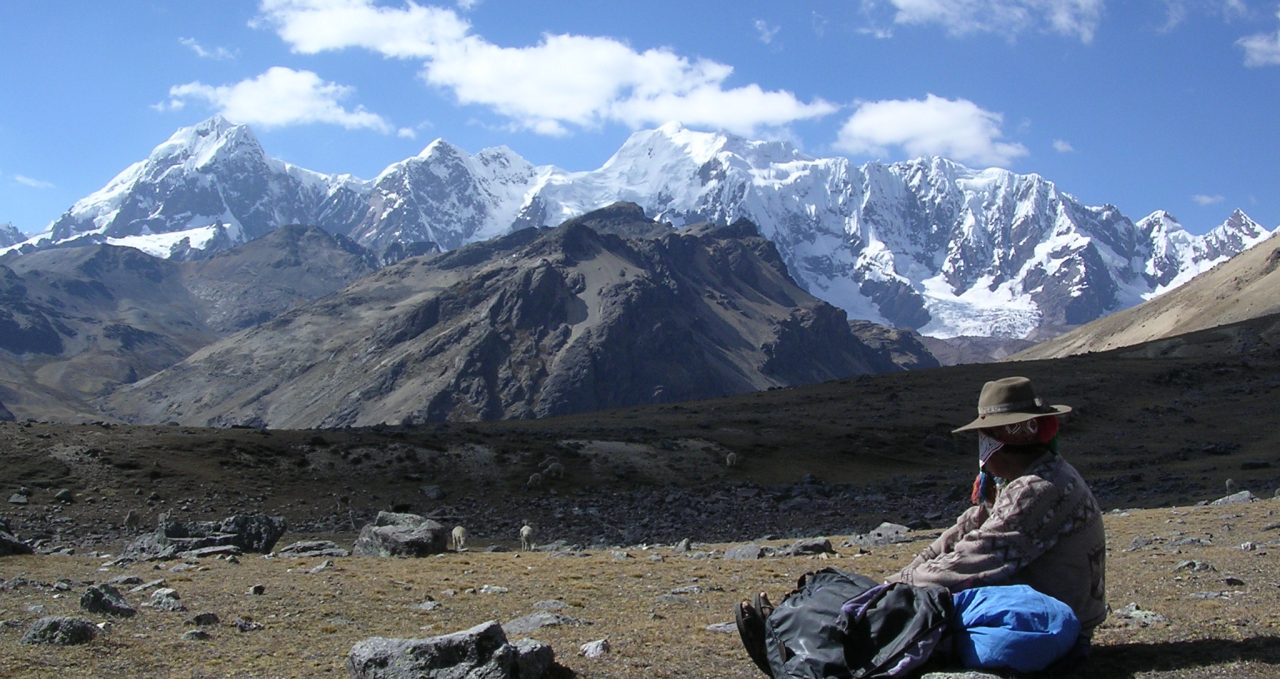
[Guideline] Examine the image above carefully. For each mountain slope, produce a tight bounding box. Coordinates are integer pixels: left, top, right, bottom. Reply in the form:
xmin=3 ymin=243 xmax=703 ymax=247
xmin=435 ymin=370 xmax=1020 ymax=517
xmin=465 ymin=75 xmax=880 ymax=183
xmin=103 ymin=206 xmax=888 ymax=427
xmin=0 ymin=227 xmax=384 ymax=420
xmin=1015 ymin=232 xmax=1280 ymax=359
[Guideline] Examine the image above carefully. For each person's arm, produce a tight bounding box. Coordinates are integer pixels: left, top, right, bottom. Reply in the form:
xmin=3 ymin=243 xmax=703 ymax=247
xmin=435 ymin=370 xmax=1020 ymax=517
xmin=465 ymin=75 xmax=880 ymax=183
xmin=890 ymin=474 xmax=1064 ymax=591
xmin=891 ymin=503 xmax=988 ymax=578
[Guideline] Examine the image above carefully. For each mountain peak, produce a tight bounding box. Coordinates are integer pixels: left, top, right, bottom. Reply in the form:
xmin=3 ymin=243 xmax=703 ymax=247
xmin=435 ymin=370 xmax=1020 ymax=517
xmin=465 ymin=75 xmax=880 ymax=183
xmin=151 ymin=116 xmax=264 ymax=167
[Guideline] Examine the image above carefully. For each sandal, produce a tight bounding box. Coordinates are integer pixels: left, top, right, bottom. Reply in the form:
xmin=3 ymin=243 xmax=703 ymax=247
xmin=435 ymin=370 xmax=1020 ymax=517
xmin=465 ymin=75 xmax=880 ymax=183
xmin=735 ymin=599 xmax=774 ymax=677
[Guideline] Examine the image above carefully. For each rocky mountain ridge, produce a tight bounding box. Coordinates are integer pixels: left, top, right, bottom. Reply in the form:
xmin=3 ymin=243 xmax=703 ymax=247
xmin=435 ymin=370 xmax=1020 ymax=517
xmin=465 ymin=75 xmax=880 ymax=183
xmin=101 ymin=206 xmax=893 ymax=427
xmin=10 ymin=117 xmax=1274 ymax=340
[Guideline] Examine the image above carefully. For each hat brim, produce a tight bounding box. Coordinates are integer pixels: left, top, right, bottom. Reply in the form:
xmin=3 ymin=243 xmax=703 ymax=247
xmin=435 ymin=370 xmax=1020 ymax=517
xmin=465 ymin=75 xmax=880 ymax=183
xmin=952 ymin=404 xmax=1071 ymax=433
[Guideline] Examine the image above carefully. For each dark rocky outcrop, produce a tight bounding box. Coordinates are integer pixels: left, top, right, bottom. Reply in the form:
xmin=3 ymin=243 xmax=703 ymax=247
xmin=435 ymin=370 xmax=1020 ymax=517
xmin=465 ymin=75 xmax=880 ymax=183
xmin=0 ymin=518 xmax=33 ymax=556
xmin=347 ymin=620 xmax=560 ymax=679
xmin=124 ymin=513 xmax=286 ymax=560
xmin=21 ymin=617 xmax=98 ymax=645
xmin=80 ymin=584 xmax=137 ymax=618
xmin=352 ymin=511 xmax=449 ymax=557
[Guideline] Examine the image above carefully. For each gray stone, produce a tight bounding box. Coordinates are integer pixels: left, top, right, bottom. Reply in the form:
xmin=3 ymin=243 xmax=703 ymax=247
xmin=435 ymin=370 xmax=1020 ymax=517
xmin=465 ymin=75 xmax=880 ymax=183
xmin=182 ymin=629 xmax=212 ymax=641
xmin=723 ymin=543 xmax=766 ymax=560
xmin=22 ymin=617 xmax=98 ymax=645
xmin=779 ymin=538 xmax=834 ymax=557
xmin=579 ymin=639 xmax=610 ymax=658
xmin=705 ymin=621 xmax=737 ymax=633
xmin=503 ymin=611 xmax=589 ymax=635
xmin=1211 ymin=490 xmax=1258 ymax=506
xmin=53 ymin=489 xmax=74 ymax=503
xmin=235 ymin=616 xmax=264 ymax=632
xmin=80 ymin=584 xmax=136 ymax=618
xmin=146 ymin=588 xmax=186 ymax=612
xmin=348 ymin=620 xmax=557 ymax=679
xmin=7 ymin=493 xmax=28 ymax=505
xmin=851 ymin=522 xmax=911 ymax=547
xmin=1116 ymin=602 xmax=1168 ymax=626
xmin=352 ymin=511 xmax=448 ymax=557
xmin=514 ymin=639 xmax=556 ymax=678
xmin=275 ymin=539 xmax=350 ymax=558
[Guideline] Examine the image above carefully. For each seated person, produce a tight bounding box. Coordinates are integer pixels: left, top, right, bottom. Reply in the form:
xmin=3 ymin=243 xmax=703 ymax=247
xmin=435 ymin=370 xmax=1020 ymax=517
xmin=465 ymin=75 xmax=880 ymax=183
xmin=889 ymin=376 xmax=1107 ymax=635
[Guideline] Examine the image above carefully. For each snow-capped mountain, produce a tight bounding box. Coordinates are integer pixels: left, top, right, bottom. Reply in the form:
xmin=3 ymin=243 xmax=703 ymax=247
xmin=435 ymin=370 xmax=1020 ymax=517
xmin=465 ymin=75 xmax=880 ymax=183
xmin=18 ymin=117 xmax=1276 ymax=339
xmin=0 ymin=223 xmax=24 ymax=248
xmin=43 ymin=116 xmax=348 ymax=257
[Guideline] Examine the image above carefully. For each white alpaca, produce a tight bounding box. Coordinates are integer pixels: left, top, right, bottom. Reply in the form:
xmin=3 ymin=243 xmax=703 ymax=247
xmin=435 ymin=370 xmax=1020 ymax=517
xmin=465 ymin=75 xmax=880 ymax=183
xmin=526 ymin=472 xmax=544 ymax=490
xmin=725 ymin=452 xmax=739 ymax=468
xmin=543 ymin=461 xmax=565 ymax=479
xmin=451 ymin=525 xmax=467 ymax=551
xmin=520 ymin=524 xmax=535 ymax=551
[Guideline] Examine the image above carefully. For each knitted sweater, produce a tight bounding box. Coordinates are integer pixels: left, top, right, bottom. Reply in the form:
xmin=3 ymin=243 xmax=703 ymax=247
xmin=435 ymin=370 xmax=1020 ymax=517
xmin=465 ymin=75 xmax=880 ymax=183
xmin=889 ymin=452 xmax=1107 ymax=632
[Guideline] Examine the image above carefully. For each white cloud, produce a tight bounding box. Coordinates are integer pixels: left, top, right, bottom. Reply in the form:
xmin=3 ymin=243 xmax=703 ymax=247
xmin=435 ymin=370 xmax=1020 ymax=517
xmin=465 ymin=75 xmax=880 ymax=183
xmin=256 ymin=0 xmax=835 ymax=137
xmin=1238 ymin=10 xmax=1280 ymax=67
xmin=397 ymin=127 xmax=417 ymax=139
xmin=754 ymin=19 xmax=781 ymax=45
xmin=456 ymin=0 xmax=481 ymax=10
xmin=162 ymin=67 xmax=393 ymax=133
xmin=1158 ymin=1 xmax=1248 ymax=32
xmin=1192 ymin=193 xmax=1225 ymax=205
xmin=834 ymin=94 xmax=1029 ymax=166
xmin=1052 ymin=139 xmax=1075 ymax=153
xmin=14 ymin=175 xmax=55 ymax=189
xmin=179 ymin=37 xmax=238 ymax=61
xmin=886 ymin=0 xmax=1104 ymax=43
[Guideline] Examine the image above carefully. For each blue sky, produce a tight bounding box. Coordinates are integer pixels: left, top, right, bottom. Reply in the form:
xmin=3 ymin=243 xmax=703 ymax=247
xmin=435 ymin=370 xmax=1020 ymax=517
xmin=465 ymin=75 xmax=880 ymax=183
xmin=2 ymin=1 xmax=1278 ymax=236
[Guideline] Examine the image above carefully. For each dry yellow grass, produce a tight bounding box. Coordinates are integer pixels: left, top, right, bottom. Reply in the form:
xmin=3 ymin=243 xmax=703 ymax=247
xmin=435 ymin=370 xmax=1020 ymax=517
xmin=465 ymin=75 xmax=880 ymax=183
xmin=3 ymin=499 xmax=1279 ymax=678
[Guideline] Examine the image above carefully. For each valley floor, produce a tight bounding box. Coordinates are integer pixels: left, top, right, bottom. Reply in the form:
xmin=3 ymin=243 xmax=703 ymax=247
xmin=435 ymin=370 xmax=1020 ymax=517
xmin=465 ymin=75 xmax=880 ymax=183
xmin=3 ymin=499 xmax=1278 ymax=678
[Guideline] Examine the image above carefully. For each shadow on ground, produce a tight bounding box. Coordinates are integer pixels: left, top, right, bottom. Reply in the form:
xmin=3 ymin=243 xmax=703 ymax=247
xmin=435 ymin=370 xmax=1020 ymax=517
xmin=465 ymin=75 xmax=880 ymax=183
xmin=1075 ymin=636 xmax=1280 ymax=677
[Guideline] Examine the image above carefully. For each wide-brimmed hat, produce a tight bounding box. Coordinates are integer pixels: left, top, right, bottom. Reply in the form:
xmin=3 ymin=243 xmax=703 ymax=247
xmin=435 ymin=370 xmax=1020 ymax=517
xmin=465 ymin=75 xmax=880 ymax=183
xmin=953 ymin=376 xmax=1071 ymax=433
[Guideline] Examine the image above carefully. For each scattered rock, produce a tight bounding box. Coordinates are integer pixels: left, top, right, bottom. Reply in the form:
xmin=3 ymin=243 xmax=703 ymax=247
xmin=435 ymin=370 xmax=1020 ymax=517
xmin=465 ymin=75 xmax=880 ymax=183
xmin=274 ymin=540 xmax=350 ymax=558
xmin=146 ymin=588 xmax=186 ymax=612
xmin=1210 ymin=491 xmax=1258 ymax=506
xmin=1116 ymin=602 xmax=1168 ymax=626
xmin=80 ymin=584 xmax=136 ymax=618
xmin=21 ymin=617 xmax=98 ymax=645
xmin=187 ymin=612 xmax=220 ymax=626
xmin=347 ymin=620 xmax=560 ymax=679
xmin=182 ymin=629 xmax=212 ymax=641
xmin=234 ymin=616 xmax=264 ymax=632
xmin=1173 ymin=560 xmax=1216 ymax=573
xmin=849 ymin=522 xmax=911 ymax=547
xmin=579 ymin=638 xmax=610 ymax=658
xmin=248 ymin=584 xmax=266 ymax=595
xmin=351 ymin=511 xmax=449 ymax=557
xmin=53 ymin=489 xmax=75 ymax=504
xmin=778 ymin=538 xmax=835 ymax=557
xmin=504 ymin=612 xmax=589 ymax=635
xmin=308 ymin=559 xmax=335 ymax=574
xmin=723 ymin=543 xmax=766 ymax=560
xmin=705 ymin=622 xmax=736 ymax=633
xmin=479 ymin=584 xmax=510 ymax=594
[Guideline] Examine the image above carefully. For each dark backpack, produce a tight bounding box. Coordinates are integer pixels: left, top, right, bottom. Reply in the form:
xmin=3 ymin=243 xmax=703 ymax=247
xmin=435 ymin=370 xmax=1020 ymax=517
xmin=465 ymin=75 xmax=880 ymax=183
xmin=763 ymin=568 xmax=953 ymax=679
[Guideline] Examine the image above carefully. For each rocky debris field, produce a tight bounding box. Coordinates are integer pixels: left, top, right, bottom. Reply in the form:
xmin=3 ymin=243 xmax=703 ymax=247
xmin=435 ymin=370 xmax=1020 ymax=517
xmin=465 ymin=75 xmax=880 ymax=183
xmin=2 ymin=495 xmax=1279 ymax=678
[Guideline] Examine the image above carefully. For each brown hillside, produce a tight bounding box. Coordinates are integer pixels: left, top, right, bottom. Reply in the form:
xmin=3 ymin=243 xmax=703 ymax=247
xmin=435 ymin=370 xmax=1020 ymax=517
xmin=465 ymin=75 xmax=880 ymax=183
xmin=1017 ymin=233 xmax=1280 ymax=360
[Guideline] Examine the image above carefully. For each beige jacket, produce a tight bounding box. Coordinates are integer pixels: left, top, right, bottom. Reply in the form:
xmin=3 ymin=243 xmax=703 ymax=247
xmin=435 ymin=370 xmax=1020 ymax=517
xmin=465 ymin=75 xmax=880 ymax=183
xmin=890 ymin=452 xmax=1107 ymax=632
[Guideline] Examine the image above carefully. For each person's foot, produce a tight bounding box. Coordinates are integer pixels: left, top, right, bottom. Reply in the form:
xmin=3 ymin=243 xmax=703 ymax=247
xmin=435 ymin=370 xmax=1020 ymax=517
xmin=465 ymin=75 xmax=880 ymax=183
xmin=735 ymin=600 xmax=774 ymax=677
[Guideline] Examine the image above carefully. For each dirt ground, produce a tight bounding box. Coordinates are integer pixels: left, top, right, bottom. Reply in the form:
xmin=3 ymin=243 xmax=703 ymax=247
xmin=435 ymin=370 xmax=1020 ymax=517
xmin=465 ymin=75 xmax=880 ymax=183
xmin=2 ymin=499 xmax=1278 ymax=678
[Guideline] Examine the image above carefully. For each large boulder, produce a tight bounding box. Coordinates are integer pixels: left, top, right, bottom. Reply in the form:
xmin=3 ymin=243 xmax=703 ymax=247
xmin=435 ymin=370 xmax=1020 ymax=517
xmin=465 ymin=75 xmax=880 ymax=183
xmin=22 ymin=617 xmax=98 ymax=645
xmin=347 ymin=620 xmax=559 ymax=679
xmin=352 ymin=511 xmax=448 ymax=557
xmin=80 ymin=583 xmax=137 ymax=618
xmin=123 ymin=513 xmax=287 ymax=560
